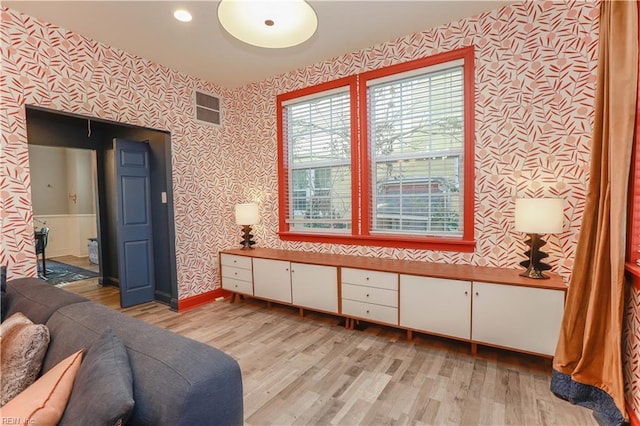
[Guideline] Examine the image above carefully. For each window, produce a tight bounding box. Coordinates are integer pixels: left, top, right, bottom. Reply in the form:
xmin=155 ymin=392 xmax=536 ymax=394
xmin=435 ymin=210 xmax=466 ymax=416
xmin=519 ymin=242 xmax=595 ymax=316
xmin=277 ymin=47 xmax=475 ymax=251
xmin=367 ymin=62 xmax=464 ymax=236
xmin=279 ymin=78 xmax=356 ymax=232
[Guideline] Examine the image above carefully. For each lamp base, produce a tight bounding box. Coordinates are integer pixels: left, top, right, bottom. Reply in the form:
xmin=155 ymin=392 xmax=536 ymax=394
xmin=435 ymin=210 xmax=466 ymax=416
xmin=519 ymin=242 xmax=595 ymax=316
xmin=519 ymin=233 xmax=552 ymax=280
xmin=239 ymin=225 xmax=256 ymax=250
xmin=519 ymin=265 xmax=550 ymax=279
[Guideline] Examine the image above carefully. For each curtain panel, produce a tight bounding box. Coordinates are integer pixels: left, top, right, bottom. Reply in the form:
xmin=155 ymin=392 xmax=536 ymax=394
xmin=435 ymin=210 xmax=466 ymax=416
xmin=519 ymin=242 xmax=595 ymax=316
xmin=550 ymin=1 xmax=638 ymax=425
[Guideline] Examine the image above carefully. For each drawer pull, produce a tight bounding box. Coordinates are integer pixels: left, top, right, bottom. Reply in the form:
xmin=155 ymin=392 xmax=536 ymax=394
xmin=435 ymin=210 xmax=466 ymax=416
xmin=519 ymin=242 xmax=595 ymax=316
xmin=233 ymin=260 xmax=237 ymax=263
xmin=366 ymin=310 xmax=370 ymax=314
xmin=366 ymin=277 xmax=370 ymax=281
xmin=464 ymin=291 xmax=468 ymax=295
xmin=366 ymin=293 xmax=370 ymax=298
xmin=475 ymin=292 xmax=479 ymax=296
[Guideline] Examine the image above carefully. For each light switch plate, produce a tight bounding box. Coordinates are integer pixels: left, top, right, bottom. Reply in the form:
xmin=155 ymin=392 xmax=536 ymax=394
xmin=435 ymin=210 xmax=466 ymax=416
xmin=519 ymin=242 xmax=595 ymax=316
xmin=161 ymin=192 xmax=167 ymax=203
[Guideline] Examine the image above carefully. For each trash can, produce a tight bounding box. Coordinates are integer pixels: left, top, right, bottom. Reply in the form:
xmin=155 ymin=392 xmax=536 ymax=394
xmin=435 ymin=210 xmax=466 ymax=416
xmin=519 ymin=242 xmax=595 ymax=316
xmin=88 ymin=238 xmax=99 ymax=265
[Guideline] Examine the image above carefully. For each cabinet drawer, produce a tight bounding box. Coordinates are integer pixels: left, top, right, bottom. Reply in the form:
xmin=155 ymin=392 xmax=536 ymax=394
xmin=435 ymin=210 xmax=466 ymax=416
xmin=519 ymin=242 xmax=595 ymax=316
xmin=220 ymin=254 xmax=252 ymax=269
xmin=221 ymin=277 xmax=253 ymax=295
xmin=221 ymin=265 xmax=252 ymax=282
xmin=342 ymin=268 xmax=397 ymax=290
xmin=342 ymin=299 xmax=398 ymax=325
xmin=342 ymin=283 xmax=397 ymax=307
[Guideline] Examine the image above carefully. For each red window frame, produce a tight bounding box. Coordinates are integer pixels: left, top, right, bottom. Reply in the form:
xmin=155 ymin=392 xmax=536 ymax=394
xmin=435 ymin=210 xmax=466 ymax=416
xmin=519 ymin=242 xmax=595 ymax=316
xmin=277 ymin=46 xmax=476 ymax=252
xmin=627 ymin=35 xmax=640 ymax=277
xmin=277 ymin=76 xmax=359 ymax=241
xmin=625 ymin=6 xmax=640 ymax=288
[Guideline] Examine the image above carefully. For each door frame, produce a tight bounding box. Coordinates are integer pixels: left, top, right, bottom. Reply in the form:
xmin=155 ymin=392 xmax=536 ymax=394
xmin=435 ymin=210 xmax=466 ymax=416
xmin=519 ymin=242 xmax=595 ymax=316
xmin=25 ymin=105 xmax=179 ymax=310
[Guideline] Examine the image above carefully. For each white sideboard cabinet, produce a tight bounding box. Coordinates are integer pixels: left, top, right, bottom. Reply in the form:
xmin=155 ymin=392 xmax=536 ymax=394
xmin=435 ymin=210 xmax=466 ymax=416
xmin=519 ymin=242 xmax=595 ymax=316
xmin=219 ymin=248 xmax=567 ymax=358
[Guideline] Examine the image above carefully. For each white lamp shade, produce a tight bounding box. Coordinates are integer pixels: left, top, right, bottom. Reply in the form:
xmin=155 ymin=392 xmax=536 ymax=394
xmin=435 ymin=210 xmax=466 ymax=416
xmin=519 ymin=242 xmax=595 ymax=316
xmin=235 ymin=203 xmax=260 ymax=225
xmin=218 ymin=0 xmax=318 ymax=48
xmin=514 ymin=198 xmax=563 ymax=234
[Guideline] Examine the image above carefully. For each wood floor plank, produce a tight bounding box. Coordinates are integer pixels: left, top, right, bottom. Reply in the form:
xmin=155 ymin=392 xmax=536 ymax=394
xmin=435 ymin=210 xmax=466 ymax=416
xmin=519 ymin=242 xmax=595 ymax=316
xmin=58 ymin=279 xmax=598 ymax=426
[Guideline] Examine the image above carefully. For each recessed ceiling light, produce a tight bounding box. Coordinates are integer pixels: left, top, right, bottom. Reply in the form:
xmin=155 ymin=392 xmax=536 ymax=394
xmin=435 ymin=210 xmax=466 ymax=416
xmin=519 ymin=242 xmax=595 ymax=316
xmin=217 ymin=0 xmax=318 ymax=49
xmin=174 ymin=9 xmax=192 ymax=23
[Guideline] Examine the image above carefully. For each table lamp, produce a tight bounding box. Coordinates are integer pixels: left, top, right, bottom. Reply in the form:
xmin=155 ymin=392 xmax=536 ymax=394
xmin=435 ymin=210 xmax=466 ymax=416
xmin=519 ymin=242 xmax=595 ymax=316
xmin=235 ymin=203 xmax=259 ymax=250
xmin=514 ymin=198 xmax=563 ymax=279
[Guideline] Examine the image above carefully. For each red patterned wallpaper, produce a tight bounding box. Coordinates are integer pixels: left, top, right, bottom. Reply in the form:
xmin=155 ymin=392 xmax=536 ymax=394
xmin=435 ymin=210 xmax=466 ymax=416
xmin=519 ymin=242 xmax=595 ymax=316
xmin=625 ymin=283 xmax=640 ymax=421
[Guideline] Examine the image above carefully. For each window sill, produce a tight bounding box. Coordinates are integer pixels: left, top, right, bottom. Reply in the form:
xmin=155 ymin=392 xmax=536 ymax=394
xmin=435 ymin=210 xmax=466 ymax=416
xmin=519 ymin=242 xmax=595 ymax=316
xmin=625 ymin=262 xmax=640 ymax=289
xmin=279 ymin=231 xmax=476 ymax=252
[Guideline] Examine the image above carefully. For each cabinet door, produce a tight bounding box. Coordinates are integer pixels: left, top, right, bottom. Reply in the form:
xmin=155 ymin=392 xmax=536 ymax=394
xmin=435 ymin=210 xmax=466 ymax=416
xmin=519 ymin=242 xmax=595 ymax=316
xmin=400 ymin=275 xmax=471 ymax=340
xmin=471 ymin=282 xmax=564 ymax=356
xmin=253 ymin=258 xmax=292 ymax=303
xmin=291 ymin=263 xmax=338 ymax=313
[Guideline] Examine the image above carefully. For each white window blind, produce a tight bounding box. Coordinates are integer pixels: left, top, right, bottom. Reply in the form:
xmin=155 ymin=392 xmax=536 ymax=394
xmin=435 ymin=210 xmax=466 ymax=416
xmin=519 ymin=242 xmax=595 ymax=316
xmin=283 ymin=88 xmax=352 ymax=232
xmin=368 ymin=64 xmax=464 ymax=236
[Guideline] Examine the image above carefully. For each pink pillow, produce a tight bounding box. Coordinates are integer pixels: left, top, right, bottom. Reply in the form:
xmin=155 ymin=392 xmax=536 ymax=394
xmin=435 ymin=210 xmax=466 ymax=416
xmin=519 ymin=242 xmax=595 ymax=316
xmin=0 ymin=313 xmax=50 ymax=405
xmin=0 ymin=350 xmax=83 ymax=425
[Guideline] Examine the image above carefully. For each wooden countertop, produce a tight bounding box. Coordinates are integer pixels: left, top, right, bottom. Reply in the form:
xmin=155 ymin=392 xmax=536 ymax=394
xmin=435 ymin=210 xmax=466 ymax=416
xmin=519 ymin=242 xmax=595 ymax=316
xmin=220 ymin=248 xmax=567 ymax=291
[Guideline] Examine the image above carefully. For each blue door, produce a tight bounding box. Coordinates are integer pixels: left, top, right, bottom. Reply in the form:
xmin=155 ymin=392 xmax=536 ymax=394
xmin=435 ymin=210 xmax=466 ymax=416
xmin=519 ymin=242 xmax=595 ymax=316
xmin=115 ymin=139 xmax=155 ymax=307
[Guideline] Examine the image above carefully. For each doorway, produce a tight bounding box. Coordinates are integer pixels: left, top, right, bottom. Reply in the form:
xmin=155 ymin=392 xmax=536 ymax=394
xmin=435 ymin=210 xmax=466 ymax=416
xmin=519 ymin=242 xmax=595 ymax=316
xmin=28 ymin=144 xmax=100 ymax=284
xmin=25 ymin=106 xmax=179 ymax=309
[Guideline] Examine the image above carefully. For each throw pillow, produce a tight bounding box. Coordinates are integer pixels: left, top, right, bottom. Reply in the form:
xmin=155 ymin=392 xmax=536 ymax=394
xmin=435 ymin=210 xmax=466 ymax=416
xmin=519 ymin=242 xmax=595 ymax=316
xmin=0 ymin=312 xmax=50 ymax=406
xmin=59 ymin=329 xmax=135 ymax=426
xmin=0 ymin=349 xmax=83 ymax=424
xmin=1 ymin=265 xmax=7 ymax=322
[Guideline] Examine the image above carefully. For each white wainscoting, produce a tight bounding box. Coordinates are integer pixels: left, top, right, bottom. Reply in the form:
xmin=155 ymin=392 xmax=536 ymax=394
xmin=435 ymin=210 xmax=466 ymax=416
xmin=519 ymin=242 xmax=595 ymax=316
xmin=34 ymin=214 xmax=97 ymax=258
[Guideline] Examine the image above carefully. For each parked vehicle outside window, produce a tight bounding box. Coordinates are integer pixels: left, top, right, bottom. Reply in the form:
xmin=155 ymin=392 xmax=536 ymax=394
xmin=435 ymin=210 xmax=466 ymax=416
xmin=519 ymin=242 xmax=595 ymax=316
xmin=374 ymin=177 xmax=460 ymax=234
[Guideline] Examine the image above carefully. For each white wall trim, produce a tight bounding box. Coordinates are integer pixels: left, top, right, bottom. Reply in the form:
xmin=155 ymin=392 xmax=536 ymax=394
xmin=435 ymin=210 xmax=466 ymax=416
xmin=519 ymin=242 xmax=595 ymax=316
xmin=34 ymin=214 xmax=97 ymax=258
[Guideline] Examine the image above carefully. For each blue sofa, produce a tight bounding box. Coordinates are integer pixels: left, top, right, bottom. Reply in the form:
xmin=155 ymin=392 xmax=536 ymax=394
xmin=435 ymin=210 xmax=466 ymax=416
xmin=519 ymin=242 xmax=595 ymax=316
xmin=5 ymin=278 xmax=243 ymax=425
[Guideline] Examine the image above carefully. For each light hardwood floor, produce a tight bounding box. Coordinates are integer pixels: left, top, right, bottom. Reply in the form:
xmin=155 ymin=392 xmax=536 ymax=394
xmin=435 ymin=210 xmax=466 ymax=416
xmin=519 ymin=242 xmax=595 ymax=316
xmin=61 ymin=278 xmax=597 ymax=426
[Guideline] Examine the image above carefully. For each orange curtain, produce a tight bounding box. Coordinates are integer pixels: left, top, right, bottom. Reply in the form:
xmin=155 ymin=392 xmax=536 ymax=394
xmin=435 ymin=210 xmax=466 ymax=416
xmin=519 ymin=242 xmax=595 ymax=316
xmin=552 ymin=1 xmax=638 ymax=423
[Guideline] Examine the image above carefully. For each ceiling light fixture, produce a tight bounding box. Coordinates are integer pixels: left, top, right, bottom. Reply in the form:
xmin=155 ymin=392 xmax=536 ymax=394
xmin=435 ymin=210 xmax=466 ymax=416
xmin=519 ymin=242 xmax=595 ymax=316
xmin=174 ymin=9 xmax=193 ymax=23
xmin=217 ymin=0 xmax=318 ymax=49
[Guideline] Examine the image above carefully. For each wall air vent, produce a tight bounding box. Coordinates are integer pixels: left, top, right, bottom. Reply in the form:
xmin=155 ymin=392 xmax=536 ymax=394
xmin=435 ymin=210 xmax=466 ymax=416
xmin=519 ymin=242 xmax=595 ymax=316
xmin=194 ymin=90 xmax=221 ymax=126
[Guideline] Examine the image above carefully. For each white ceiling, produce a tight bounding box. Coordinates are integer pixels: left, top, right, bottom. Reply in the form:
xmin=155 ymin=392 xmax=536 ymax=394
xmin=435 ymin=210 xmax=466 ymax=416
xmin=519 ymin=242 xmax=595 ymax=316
xmin=3 ymin=1 xmax=512 ymax=89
